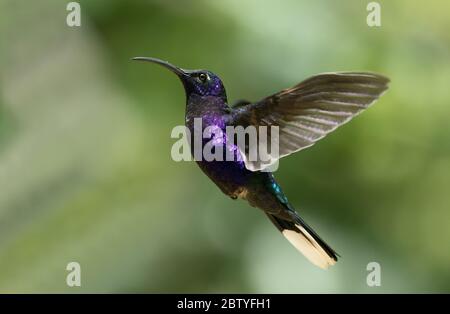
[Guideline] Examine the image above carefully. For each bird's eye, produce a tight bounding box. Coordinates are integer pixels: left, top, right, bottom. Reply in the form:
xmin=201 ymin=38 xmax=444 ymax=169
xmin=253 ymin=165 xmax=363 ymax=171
xmin=198 ymin=73 xmax=208 ymax=83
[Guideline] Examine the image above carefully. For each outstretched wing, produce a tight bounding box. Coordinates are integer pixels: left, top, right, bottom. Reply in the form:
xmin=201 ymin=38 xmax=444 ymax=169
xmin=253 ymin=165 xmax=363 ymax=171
xmin=232 ymin=99 xmax=251 ymax=108
xmin=230 ymin=72 xmax=390 ymax=171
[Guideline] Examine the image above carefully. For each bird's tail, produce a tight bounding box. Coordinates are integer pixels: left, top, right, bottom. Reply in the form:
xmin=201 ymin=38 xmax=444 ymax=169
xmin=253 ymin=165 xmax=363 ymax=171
xmin=266 ymin=211 xmax=338 ymax=269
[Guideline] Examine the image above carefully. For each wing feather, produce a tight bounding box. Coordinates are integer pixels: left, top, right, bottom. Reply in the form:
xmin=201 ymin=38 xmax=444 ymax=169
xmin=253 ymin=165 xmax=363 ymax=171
xmin=231 ymin=72 xmax=389 ymax=171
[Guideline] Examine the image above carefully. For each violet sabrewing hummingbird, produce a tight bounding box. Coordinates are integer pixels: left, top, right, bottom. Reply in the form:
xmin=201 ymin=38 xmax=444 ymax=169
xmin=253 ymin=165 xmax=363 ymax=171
xmin=132 ymin=57 xmax=389 ymax=269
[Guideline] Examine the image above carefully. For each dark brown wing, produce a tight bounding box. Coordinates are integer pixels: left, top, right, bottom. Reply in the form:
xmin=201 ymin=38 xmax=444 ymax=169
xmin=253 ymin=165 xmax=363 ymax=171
xmin=230 ymin=72 xmax=390 ymax=171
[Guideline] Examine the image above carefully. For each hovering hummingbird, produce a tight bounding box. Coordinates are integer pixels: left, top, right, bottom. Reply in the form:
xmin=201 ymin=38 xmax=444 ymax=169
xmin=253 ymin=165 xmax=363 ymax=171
xmin=133 ymin=57 xmax=389 ymax=269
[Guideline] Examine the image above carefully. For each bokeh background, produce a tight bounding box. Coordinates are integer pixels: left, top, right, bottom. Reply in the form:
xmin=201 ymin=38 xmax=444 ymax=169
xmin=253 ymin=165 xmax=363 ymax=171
xmin=1 ymin=0 xmax=449 ymax=293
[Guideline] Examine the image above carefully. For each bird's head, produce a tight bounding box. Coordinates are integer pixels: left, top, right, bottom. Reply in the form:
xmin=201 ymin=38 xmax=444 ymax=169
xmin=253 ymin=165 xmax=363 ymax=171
xmin=132 ymin=57 xmax=226 ymax=101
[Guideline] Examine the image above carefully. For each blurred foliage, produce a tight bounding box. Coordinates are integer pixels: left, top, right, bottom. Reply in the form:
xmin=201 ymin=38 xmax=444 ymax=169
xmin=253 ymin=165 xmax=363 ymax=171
xmin=0 ymin=0 xmax=449 ymax=292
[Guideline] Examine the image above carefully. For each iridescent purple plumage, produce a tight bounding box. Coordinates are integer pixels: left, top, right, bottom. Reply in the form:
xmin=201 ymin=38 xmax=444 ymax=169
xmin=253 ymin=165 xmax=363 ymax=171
xmin=186 ymin=94 xmax=249 ymax=193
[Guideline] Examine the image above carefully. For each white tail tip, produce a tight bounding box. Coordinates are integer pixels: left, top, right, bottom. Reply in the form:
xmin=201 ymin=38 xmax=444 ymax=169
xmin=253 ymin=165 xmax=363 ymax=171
xmin=282 ymin=225 xmax=337 ymax=269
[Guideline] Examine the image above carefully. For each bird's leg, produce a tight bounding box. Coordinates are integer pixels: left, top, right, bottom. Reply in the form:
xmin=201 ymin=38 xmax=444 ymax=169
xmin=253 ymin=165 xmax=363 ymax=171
xmin=230 ymin=187 xmax=248 ymax=200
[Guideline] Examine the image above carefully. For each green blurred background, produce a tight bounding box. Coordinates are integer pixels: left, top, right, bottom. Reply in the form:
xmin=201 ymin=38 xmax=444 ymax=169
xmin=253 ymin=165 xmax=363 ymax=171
xmin=0 ymin=0 xmax=449 ymax=293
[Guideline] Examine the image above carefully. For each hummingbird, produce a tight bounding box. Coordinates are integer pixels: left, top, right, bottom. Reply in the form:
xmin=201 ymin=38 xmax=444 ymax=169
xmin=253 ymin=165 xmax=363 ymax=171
xmin=133 ymin=57 xmax=389 ymax=269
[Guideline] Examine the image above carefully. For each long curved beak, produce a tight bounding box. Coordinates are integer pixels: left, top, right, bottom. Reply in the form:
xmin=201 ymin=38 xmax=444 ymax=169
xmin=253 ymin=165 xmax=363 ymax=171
xmin=132 ymin=57 xmax=187 ymax=78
